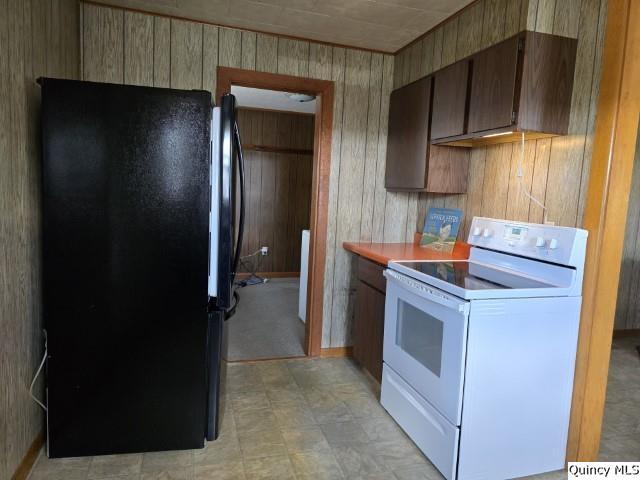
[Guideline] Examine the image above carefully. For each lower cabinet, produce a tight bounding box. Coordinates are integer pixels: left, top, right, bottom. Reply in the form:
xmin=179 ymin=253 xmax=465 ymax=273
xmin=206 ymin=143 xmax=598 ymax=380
xmin=353 ymin=257 xmax=386 ymax=382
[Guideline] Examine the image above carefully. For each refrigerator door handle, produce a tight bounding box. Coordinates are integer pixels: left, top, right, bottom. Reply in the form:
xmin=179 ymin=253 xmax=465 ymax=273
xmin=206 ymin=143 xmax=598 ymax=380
xmin=222 ymin=121 xmax=245 ymax=322
xmin=231 ymin=121 xmax=246 ymax=281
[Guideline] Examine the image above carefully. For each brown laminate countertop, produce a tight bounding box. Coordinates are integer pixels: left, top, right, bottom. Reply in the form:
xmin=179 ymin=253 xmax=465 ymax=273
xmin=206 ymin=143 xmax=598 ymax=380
xmin=343 ymin=239 xmax=471 ymax=266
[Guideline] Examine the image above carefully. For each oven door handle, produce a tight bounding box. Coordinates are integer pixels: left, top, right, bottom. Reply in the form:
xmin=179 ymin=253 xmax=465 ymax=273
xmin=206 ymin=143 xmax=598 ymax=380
xmin=384 ymin=269 xmax=470 ymax=315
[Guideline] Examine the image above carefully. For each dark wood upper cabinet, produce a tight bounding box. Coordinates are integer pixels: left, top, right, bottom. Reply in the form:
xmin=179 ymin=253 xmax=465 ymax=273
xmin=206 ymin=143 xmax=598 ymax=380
xmin=385 ymin=76 xmax=470 ymax=192
xmin=431 ymin=61 xmax=471 ymax=140
xmin=467 ymin=36 xmax=520 ymax=134
xmin=432 ymin=31 xmax=577 ymax=147
xmin=385 ymin=76 xmax=432 ymax=191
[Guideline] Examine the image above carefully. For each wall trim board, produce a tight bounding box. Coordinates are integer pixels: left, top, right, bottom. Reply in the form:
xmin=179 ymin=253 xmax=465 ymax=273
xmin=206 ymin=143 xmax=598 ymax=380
xmin=11 ymin=432 xmax=43 ymax=480
xmin=567 ymin=0 xmax=640 ymax=461
xmin=320 ymin=346 xmax=353 ymax=358
xmin=217 ymin=67 xmax=334 ymax=358
xmin=80 ymin=0 xmax=392 ymax=55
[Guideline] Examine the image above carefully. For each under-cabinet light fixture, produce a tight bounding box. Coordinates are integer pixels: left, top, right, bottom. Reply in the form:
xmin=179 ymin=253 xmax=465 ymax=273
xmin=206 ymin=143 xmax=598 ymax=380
xmin=482 ymin=131 xmax=514 ymax=138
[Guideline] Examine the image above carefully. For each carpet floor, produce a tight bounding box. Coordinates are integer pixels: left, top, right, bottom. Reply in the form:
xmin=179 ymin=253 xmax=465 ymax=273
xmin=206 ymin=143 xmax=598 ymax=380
xmin=227 ymin=278 xmax=306 ymax=361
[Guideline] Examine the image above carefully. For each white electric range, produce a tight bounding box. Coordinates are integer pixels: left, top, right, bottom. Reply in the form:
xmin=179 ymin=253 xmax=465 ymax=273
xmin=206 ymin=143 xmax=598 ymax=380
xmin=380 ymin=217 xmax=588 ymax=480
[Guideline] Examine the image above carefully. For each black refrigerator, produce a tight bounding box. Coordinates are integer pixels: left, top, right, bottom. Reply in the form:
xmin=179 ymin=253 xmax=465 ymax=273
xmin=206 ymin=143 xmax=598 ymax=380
xmin=40 ymin=78 xmax=244 ymax=457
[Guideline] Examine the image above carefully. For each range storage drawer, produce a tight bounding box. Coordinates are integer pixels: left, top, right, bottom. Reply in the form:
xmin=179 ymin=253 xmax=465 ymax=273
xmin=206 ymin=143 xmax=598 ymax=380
xmin=380 ymin=365 xmax=459 ymax=480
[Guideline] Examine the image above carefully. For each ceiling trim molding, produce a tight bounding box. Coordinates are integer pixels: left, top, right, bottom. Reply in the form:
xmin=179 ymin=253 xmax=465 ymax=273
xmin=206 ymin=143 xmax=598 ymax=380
xmin=80 ymin=0 xmax=394 ymax=55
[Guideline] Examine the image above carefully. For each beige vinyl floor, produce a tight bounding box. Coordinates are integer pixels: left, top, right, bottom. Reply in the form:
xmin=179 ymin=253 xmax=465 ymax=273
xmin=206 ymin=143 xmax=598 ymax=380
xmin=28 ymin=336 xmax=640 ymax=480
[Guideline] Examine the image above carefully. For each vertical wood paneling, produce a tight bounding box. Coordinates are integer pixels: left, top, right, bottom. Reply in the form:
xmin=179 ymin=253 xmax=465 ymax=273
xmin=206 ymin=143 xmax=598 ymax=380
xmin=372 ymin=55 xmax=394 ymax=243
xmin=504 ymin=0 xmax=524 ymax=37
xmin=170 ymin=19 xmax=202 ymax=90
xmin=277 ymin=38 xmax=310 ymax=77
xmin=432 ymin=26 xmax=444 ymax=71
xmin=456 ymin=1 xmax=485 ymax=60
xmin=219 ymin=27 xmax=241 ymax=68
xmin=577 ymin=0 xmax=607 ymax=224
xmin=408 ymin=40 xmax=422 ymax=82
xmin=505 ymin=140 xmax=537 ymax=221
xmin=419 ymin=32 xmax=435 ymax=77
xmin=536 ymin=0 xmax=557 ymax=33
xmin=481 ymin=0 xmax=507 ymax=47
xmin=83 ymin=3 xmax=123 ymax=83
xmin=322 ymin=46 xmax=346 ymax=348
xmin=256 ymin=33 xmax=277 ymax=73
xmin=528 ymin=138 xmax=552 ymax=223
xmin=462 ymin=148 xmax=487 ymax=237
xmin=152 ymin=17 xmax=170 ymax=87
xmin=202 ymin=25 xmax=219 ymax=99
xmin=544 ymin=0 xmax=601 ymax=226
xmin=124 ymin=12 xmax=153 ymax=86
xmin=359 ymin=53 xmax=383 ymax=242
xmin=241 ymin=31 xmax=256 ymax=70
xmin=309 ymin=43 xmax=332 ymax=80
xmin=441 ymin=17 xmax=458 ymax=67
xmin=481 ymin=144 xmax=513 ymax=219
xmin=330 ymin=49 xmax=372 ymax=347
xmin=2 ymin=1 xmax=79 ymax=478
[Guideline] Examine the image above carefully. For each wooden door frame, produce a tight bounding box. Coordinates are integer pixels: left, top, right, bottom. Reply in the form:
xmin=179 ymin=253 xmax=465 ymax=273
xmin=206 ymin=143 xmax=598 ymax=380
xmin=567 ymin=0 xmax=640 ymax=461
xmin=216 ymin=66 xmax=334 ymax=357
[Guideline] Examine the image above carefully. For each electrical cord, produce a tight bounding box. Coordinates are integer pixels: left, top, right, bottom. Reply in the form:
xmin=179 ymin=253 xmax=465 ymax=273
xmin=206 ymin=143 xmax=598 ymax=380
xmin=29 ymin=329 xmax=48 ymax=411
xmin=236 ymin=249 xmax=267 ymax=288
xmin=517 ymin=132 xmax=549 ymax=223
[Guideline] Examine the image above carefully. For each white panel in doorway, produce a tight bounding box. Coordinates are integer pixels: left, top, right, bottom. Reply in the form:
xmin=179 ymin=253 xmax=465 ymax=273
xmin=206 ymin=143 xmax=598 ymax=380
xmin=299 ymin=229 xmax=310 ymax=322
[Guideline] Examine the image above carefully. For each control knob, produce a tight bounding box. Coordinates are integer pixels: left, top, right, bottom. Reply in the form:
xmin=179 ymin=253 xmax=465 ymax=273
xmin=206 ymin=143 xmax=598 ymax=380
xmin=549 ymin=238 xmax=558 ymax=249
xmin=535 ymin=237 xmax=546 ymax=248
xmin=482 ymin=228 xmax=492 ymax=238
xmin=472 ymin=227 xmax=482 ymax=237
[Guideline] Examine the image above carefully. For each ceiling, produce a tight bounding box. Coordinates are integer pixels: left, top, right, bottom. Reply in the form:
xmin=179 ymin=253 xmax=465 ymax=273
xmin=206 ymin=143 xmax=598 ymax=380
xmin=92 ymin=0 xmax=474 ymax=52
xmin=231 ymin=86 xmax=316 ymax=114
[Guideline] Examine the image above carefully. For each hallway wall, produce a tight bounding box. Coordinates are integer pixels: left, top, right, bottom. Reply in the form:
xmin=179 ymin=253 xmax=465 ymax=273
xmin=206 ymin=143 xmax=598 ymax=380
xmin=0 ymin=0 xmax=79 ymax=478
xmin=236 ymin=108 xmax=314 ymax=275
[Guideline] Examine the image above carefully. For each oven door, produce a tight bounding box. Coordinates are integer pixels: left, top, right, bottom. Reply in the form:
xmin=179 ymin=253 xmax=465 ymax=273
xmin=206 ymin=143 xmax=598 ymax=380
xmin=383 ymin=269 xmax=470 ymax=425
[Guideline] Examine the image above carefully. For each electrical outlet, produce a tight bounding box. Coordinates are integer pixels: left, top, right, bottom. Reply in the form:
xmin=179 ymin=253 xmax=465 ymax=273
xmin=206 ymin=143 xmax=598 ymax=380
xmin=260 ymin=246 xmax=269 ymax=256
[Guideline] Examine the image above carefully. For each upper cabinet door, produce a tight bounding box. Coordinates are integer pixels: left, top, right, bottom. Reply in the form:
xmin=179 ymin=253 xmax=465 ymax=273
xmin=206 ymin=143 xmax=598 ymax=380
xmin=467 ymin=36 xmax=521 ymax=134
xmin=431 ymin=61 xmax=470 ymax=140
xmin=385 ymin=77 xmax=432 ymax=190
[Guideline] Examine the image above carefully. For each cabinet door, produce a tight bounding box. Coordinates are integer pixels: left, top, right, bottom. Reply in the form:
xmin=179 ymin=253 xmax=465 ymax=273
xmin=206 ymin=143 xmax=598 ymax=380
xmin=431 ymin=61 xmax=470 ymax=140
xmin=467 ymin=36 xmax=520 ymax=133
xmin=354 ymin=280 xmax=386 ymax=382
xmin=385 ymin=77 xmax=432 ymax=190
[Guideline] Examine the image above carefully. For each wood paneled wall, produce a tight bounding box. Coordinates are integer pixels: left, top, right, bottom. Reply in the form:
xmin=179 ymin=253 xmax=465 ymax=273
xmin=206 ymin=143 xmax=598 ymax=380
xmin=394 ymin=0 xmax=607 ymax=238
xmin=0 ymin=0 xmax=79 ymax=478
xmin=236 ymin=109 xmax=314 ymax=274
xmin=615 ymin=130 xmax=640 ymax=330
xmin=78 ymin=2 xmax=399 ymax=348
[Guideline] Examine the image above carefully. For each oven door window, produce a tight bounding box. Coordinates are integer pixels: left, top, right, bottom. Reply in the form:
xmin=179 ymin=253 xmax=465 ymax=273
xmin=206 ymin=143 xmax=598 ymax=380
xmin=396 ymin=299 xmax=444 ymax=377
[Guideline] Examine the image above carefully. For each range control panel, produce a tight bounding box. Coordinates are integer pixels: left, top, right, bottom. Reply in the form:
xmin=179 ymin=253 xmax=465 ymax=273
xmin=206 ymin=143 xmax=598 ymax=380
xmin=467 ymin=217 xmax=588 ymax=267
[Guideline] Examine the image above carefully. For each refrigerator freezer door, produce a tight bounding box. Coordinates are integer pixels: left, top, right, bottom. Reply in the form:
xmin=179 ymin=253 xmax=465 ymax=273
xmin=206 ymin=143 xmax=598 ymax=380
xmin=41 ymin=78 xmax=211 ymax=457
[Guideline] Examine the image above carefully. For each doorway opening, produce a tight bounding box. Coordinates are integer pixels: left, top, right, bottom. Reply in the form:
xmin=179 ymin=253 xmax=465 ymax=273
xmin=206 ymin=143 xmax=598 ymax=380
xmin=217 ymin=67 xmax=334 ymax=361
xmin=229 ymin=86 xmax=315 ymax=361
